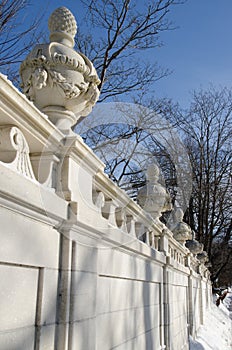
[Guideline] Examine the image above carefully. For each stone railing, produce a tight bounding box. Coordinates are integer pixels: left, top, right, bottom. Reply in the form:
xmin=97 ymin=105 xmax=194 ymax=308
xmin=168 ymin=235 xmax=188 ymax=266
xmin=0 ymin=70 xmax=211 ymax=350
xmin=93 ymin=170 xmax=164 ymax=240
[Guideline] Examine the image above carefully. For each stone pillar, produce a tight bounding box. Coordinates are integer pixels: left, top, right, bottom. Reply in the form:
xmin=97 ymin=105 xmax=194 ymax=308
xmin=187 ymin=270 xmax=195 ymax=337
xmin=55 ymin=232 xmax=73 ymax=350
xmin=163 ymin=265 xmax=171 ymax=350
xmin=160 ymin=229 xmax=170 ymax=255
xmin=159 ymin=281 xmax=166 ymax=350
xmin=20 ymin=7 xmax=101 ymax=349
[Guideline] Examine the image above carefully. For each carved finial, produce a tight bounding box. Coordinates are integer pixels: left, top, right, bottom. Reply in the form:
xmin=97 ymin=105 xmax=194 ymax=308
xmin=175 ymin=208 xmax=184 ymax=222
xmin=20 ymin=7 xmax=100 ymax=134
xmin=137 ymin=163 xmax=172 ymax=221
xmin=146 ymin=163 xmax=159 ymax=182
xmin=48 ymin=7 xmax=77 ymax=48
xmin=185 ymin=230 xmax=204 ymax=255
xmin=197 ymin=251 xmax=208 ymax=264
xmin=171 ymin=207 xmax=192 ymax=245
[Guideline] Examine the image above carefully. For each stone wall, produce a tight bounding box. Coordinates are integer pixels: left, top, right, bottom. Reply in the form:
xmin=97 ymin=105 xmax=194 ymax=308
xmin=0 ymin=73 xmax=211 ymax=350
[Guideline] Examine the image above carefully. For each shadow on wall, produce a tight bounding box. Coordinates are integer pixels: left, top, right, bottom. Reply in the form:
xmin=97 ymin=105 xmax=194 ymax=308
xmin=189 ymin=336 xmax=205 ymax=350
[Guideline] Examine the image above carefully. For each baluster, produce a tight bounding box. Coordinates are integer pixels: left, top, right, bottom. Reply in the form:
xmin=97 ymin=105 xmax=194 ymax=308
xmin=101 ymin=198 xmax=117 ymax=226
xmin=126 ymin=215 xmax=137 ymax=237
xmin=115 ymin=207 xmax=127 ymax=232
xmin=92 ymin=189 xmax=105 ymax=213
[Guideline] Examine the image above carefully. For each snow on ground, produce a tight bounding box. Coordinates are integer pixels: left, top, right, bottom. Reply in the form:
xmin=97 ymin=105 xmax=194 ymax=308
xmin=189 ymin=291 xmax=232 ymax=350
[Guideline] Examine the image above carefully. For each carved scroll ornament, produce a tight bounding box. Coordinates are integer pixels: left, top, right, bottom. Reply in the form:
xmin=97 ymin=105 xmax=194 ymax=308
xmin=0 ymin=126 xmax=35 ymax=180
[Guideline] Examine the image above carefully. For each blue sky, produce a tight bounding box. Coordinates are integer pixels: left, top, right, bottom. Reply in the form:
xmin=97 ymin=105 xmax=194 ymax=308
xmin=26 ymin=0 xmax=232 ymax=107
xmin=153 ymin=0 xmax=232 ymax=106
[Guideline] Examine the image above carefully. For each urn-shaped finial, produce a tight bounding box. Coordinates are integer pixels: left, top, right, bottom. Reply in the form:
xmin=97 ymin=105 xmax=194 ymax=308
xmin=20 ymin=7 xmax=100 ymax=134
xmin=197 ymin=251 xmax=209 ymax=264
xmin=171 ymin=208 xmax=192 ymax=245
xmin=137 ymin=164 xmax=172 ymax=220
xmin=185 ymin=231 xmax=204 ymax=255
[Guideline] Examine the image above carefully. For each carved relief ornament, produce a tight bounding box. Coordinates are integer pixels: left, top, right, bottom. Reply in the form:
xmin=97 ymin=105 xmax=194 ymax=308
xmin=0 ymin=126 xmax=35 ymax=180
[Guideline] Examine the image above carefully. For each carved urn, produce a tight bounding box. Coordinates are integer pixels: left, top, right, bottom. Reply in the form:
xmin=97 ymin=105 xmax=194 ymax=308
xmin=197 ymin=251 xmax=209 ymax=264
xmin=172 ymin=208 xmax=192 ymax=245
xmin=185 ymin=231 xmax=204 ymax=255
xmin=20 ymin=7 xmax=100 ymax=133
xmin=137 ymin=164 xmax=172 ymax=220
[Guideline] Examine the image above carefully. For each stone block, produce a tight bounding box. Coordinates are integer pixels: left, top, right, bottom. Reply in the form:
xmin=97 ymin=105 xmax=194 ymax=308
xmin=98 ymin=248 xmax=163 ymax=283
xmin=96 ymin=305 xmax=161 ymax=350
xmin=0 ymin=207 xmax=59 ymax=268
xmin=40 ymin=269 xmax=59 ymax=325
xmin=72 ymin=237 xmax=98 ymax=273
xmin=69 ymin=318 xmax=96 ymax=350
xmin=113 ymin=328 xmax=161 ymax=350
xmin=0 ymin=327 xmax=35 ymax=350
xmin=96 ymin=276 xmax=110 ymax=315
xmin=167 ymin=268 xmax=189 ymax=286
xmin=0 ymin=265 xmax=38 ymax=331
xmin=107 ymin=278 xmax=160 ymax=311
xmin=39 ymin=325 xmax=56 ymax=350
xmin=70 ymin=271 xmax=97 ymax=322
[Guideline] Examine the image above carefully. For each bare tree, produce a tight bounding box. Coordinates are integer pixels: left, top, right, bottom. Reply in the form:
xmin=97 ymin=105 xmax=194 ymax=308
xmin=177 ymin=87 xmax=232 ymax=283
xmin=77 ymin=96 xmax=183 ymax=202
xmin=0 ymin=0 xmax=42 ymax=82
xmin=75 ymin=0 xmax=185 ymax=102
xmin=211 ymin=235 xmax=232 ymax=286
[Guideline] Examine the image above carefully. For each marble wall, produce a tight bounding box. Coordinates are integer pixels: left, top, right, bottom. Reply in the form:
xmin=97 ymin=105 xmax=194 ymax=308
xmin=0 ymin=74 xmax=211 ymax=350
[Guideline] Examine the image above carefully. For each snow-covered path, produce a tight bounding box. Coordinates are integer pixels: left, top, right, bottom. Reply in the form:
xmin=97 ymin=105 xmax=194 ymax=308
xmin=190 ymin=291 xmax=232 ymax=350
